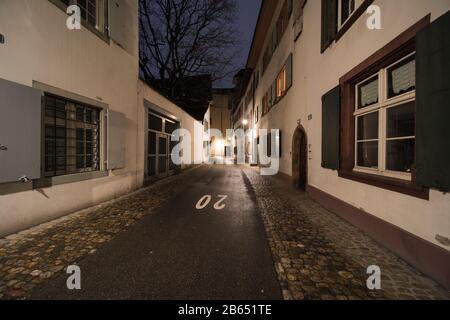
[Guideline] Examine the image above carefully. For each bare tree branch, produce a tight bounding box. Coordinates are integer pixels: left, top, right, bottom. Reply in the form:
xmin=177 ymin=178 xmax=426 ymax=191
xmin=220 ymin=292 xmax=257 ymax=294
xmin=139 ymin=0 xmax=240 ymax=103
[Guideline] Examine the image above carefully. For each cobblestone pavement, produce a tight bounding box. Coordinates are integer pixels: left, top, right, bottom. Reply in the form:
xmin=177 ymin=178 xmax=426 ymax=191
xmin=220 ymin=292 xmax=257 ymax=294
xmin=1 ymin=164 xmax=449 ymax=300
xmin=242 ymin=167 xmax=450 ymax=300
xmin=0 ymin=166 xmax=202 ymax=300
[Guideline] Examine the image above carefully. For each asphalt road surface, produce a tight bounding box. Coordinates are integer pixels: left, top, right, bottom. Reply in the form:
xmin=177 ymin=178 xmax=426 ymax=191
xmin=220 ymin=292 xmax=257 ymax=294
xmin=30 ymin=166 xmax=282 ymax=300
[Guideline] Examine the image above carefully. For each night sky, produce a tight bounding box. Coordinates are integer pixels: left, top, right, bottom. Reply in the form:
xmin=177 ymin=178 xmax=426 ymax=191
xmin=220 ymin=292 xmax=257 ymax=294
xmin=220 ymin=0 xmax=262 ymax=88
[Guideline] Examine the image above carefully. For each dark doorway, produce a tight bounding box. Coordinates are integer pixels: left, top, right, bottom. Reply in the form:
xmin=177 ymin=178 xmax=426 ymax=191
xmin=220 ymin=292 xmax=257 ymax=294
xmin=292 ymin=126 xmax=308 ymax=190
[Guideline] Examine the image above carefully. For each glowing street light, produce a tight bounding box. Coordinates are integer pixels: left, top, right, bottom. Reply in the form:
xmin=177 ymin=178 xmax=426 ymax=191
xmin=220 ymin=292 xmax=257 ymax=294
xmin=242 ymin=119 xmax=248 ymax=126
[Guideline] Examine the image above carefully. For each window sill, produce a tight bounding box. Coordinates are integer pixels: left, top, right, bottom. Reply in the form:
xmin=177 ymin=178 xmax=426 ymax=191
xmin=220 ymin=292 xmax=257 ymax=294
xmin=33 ymin=171 xmax=109 ymax=189
xmin=338 ymin=169 xmax=429 ymax=200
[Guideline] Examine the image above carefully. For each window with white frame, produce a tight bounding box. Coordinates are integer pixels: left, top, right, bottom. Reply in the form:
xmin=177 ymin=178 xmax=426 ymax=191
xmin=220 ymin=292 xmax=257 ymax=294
xmin=338 ymin=0 xmax=364 ymax=29
xmin=354 ymin=52 xmax=416 ymax=180
xmin=60 ymin=0 xmax=107 ymax=33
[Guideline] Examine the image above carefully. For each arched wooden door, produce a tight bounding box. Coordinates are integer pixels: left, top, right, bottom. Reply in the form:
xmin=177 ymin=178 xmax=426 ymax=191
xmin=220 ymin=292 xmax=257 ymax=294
xmin=292 ymin=127 xmax=308 ymax=190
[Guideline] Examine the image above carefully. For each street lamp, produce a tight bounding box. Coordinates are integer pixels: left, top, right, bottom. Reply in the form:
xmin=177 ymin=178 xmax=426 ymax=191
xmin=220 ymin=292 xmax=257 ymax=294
xmin=242 ymin=119 xmax=248 ymax=126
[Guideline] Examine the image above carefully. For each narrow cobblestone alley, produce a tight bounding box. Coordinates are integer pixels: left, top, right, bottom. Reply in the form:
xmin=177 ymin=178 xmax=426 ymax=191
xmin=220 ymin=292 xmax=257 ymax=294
xmin=0 ymin=165 xmax=448 ymax=300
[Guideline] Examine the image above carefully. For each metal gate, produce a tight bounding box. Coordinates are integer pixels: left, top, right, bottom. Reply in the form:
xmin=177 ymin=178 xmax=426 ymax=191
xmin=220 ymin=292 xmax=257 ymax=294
xmin=146 ymin=111 xmax=179 ymax=179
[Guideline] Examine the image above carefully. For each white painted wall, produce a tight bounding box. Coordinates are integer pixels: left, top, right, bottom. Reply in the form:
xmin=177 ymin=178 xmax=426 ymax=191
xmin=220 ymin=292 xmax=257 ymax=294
xmin=137 ymin=80 xmax=204 ymax=187
xmin=248 ymin=0 xmax=450 ymax=250
xmin=0 ymin=0 xmax=139 ymax=237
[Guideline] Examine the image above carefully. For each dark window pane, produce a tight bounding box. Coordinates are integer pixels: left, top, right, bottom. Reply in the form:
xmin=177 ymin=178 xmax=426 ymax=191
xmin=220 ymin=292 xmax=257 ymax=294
xmin=45 ymin=157 xmax=55 ymax=172
xmin=159 ymin=137 xmax=167 ymax=154
xmin=45 ymin=126 xmax=55 ymax=138
xmin=56 ymin=147 xmax=66 ymax=157
xmin=77 ymin=0 xmax=87 ymax=17
xmin=56 ymin=126 xmax=66 ymax=138
xmin=86 ymin=155 xmax=93 ymax=167
xmin=387 ymin=102 xmax=415 ymax=138
xmin=358 ymin=76 xmax=378 ymax=108
xmin=86 ymin=129 xmax=93 ymax=141
xmin=386 ymin=139 xmax=415 ymax=173
xmin=357 ymin=112 xmax=379 ymax=141
xmin=169 ymin=159 xmax=176 ymax=171
xmin=165 ymin=121 xmax=178 ymax=135
xmin=86 ymin=109 xmax=93 ymax=123
xmin=149 ymin=114 xmax=163 ymax=131
xmin=170 ymin=139 xmax=178 ymax=155
xmin=76 ymin=107 xmax=84 ymax=121
xmin=45 ymin=106 xmax=55 ymax=117
xmin=45 ymin=96 xmax=56 ymax=107
xmin=56 ymin=139 xmax=66 ymax=147
xmin=55 ymin=100 xmax=66 ymax=119
xmin=148 ymin=156 xmax=156 ymax=176
xmin=88 ymin=0 xmax=96 ymax=13
xmin=159 ymin=156 xmax=167 ymax=173
xmin=86 ymin=142 xmax=93 ymax=154
xmin=45 ymin=140 xmax=55 ymax=155
xmin=76 ymin=156 xmax=85 ymax=169
xmin=148 ymin=132 xmax=156 ymax=155
xmin=388 ymin=55 xmax=415 ymax=98
xmin=56 ymin=157 xmax=66 ymax=171
xmin=357 ymin=141 xmax=378 ymax=168
xmin=93 ymin=110 xmax=100 ymax=124
xmin=76 ymin=141 xmax=85 ymax=154
xmin=76 ymin=128 xmax=84 ymax=140
xmin=341 ymin=0 xmax=355 ymax=23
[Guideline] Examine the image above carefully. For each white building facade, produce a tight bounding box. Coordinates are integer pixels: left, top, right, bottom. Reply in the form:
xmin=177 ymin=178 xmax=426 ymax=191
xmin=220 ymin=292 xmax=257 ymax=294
xmin=232 ymin=0 xmax=450 ymax=289
xmin=0 ymin=0 xmax=203 ymax=237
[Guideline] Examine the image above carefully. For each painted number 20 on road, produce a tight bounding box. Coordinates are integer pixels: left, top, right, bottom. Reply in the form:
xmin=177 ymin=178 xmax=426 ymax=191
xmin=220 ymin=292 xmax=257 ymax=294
xmin=195 ymin=195 xmax=228 ymax=210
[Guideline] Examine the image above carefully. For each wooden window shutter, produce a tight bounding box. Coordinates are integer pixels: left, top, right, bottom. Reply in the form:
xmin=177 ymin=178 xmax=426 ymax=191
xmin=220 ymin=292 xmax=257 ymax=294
xmin=272 ymin=80 xmax=277 ymax=104
xmin=321 ymin=0 xmax=338 ymax=53
xmin=272 ymin=28 xmax=277 ymax=51
xmin=286 ymin=53 xmax=293 ymax=90
xmin=288 ymin=0 xmax=293 ymax=18
xmin=321 ymin=85 xmax=341 ymax=170
xmin=108 ymin=0 xmax=135 ymax=54
xmin=0 ymin=79 xmax=42 ymax=183
xmin=268 ymin=87 xmax=273 ymax=108
xmin=416 ymin=12 xmax=450 ymax=192
xmin=107 ymin=110 xmax=126 ymax=170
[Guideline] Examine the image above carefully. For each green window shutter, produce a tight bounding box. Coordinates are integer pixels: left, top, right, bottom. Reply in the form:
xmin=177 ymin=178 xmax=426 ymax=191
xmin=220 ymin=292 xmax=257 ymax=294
xmin=273 ymin=28 xmax=277 ymax=50
xmin=321 ymin=0 xmax=338 ymax=53
xmin=416 ymin=12 xmax=450 ymax=192
xmin=286 ymin=53 xmax=293 ymax=90
xmin=272 ymin=80 xmax=277 ymax=105
xmin=288 ymin=0 xmax=293 ymax=18
xmin=321 ymin=85 xmax=340 ymax=170
xmin=268 ymin=87 xmax=273 ymax=107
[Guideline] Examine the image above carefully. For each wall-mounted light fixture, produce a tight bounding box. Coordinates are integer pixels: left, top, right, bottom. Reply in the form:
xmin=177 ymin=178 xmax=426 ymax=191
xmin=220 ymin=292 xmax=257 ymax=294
xmin=242 ymin=119 xmax=248 ymax=126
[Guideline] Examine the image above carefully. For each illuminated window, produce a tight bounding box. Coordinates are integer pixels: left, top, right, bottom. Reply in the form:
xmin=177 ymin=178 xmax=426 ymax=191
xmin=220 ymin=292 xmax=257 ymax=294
xmin=276 ymin=66 xmax=287 ymax=98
